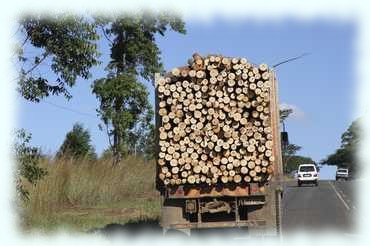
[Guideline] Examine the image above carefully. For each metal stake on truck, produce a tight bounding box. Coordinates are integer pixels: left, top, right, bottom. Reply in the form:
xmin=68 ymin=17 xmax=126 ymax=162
xmin=154 ymin=53 xmax=283 ymax=236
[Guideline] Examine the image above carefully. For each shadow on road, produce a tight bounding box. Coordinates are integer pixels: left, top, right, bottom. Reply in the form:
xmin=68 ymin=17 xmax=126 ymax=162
xmin=91 ymin=219 xmax=162 ymax=236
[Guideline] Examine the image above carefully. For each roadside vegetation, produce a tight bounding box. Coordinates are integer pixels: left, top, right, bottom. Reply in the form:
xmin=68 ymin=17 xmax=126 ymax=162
xmin=15 ymin=124 xmax=159 ymax=233
xmin=18 ymin=155 xmax=160 ymax=232
xmin=321 ymin=119 xmax=360 ymax=175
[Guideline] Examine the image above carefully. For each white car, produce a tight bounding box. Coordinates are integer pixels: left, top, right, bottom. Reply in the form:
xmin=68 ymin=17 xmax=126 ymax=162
xmin=297 ymin=164 xmax=319 ymax=186
xmin=336 ymin=168 xmax=349 ymax=181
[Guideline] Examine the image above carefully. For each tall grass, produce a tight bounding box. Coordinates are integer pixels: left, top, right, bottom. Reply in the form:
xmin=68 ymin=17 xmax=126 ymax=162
xmin=20 ymin=156 xmax=160 ymax=232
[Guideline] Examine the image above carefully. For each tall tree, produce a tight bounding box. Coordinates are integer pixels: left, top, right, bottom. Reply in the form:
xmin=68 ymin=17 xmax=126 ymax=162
xmin=57 ymin=123 xmax=97 ymax=160
xmin=279 ymin=108 xmax=293 ymax=124
xmin=17 ymin=15 xmax=100 ymax=102
xmin=93 ymin=74 xmax=153 ymax=162
xmin=92 ymin=13 xmax=186 ymax=165
xmin=279 ymin=106 xmax=303 ymax=173
xmin=321 ymin=119 xmax=360 ymax=173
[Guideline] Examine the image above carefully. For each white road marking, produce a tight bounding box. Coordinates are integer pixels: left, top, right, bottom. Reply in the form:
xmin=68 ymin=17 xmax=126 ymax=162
xmin=329 ymin=181 xmax=351 ymax=211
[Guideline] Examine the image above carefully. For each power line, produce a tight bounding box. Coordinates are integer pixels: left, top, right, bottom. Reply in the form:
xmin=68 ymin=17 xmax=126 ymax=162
xmin=42 ymin=100 xmax=97 ymax=119
xmin=272 ymin=53 xmax=311 ymax=68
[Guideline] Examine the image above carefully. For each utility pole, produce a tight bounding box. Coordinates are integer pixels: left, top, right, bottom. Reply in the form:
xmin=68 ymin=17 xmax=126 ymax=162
xmin=273 ymin=52 xmax=310 ymax=174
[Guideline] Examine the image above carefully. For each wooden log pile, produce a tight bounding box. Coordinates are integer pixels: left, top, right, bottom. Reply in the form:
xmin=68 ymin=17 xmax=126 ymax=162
xmin=156 ymin=53 xmax=275 ymax=186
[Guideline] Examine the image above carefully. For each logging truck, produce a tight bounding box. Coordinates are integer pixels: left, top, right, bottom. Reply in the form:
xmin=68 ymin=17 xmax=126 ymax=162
xmin=154 ymin=54 xmax=283 ymax=236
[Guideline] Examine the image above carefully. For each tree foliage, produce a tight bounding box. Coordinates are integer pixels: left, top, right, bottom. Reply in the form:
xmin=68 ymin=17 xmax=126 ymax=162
xmin=279 ymin=105 xmax=305 ymax=173
xmin=92 ymin=13 xmax=186 ymax=165
xmin=97 ymin=13 xmax=186 ymax=81
xmin=285 ymin=155 xmax=315 ymax=173
xmin=16 ymin=13 xmax=185 ymax=166
xmin=282 ymin=144 xmax=302 ymax=173
xmin=283 ymin=144 xmax=302 ymax=157
xmin=17 ymin=15 xmax=100 ymax=102
xmin=141 ymin=123 xmax=156 ymax=159
xmin=92 ymin=74 xmax=153 ymax=161
xmin=14 ymin=129 xmax=47 ymax=200
xmin=321 ymin=119 xmax=360 ymax=173
xmin=127 ymin=123 xmax=156 ymax=159
xmin=280 ymin=108 xmax=293 ymax=124
xmin=57 ymin=123 xmax=97 ymax=160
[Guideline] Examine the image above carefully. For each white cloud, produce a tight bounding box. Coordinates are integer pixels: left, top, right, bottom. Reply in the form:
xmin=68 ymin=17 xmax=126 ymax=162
xmin=280 ymin=103 xmax=306 ymax=120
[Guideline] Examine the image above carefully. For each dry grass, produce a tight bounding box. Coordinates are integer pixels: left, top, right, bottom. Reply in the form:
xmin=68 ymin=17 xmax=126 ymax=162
xmin=20 ymin=156 xmax=161 ymax=233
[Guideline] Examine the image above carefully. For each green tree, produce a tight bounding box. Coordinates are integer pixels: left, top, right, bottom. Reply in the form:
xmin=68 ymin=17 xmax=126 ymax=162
xmin=14 ymin=129 xmax=47 ymax=200
xmin=321 ymin=119 xmax=360 ymax=173
xmin=282 ymin=144 xmax=302 ymax=173
xmin=17 ymin=15 xmax=100 ymax=102
xmin=57 ymin=123 xmax=97 ymax=160
xmin=127 ymin=123 xmax=156 ymax=159
xmin=92 ymin=13 xmax=186 ymax=165
xmin=280 ymin=108 xmax=293 ymax=124
xmin=279 ymin=106 xmax=304 ymax=173
xmin=140 ymin=123 xmax=156 ymax=160
xmin=285 ymin=155 xmax=315 ymax=173
xmin=92 ymin=74 xmax=153 ymax=164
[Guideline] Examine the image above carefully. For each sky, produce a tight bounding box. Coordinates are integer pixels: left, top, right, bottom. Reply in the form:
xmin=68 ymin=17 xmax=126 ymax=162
xmin=16 ymin=18 xmax=356 ymax=163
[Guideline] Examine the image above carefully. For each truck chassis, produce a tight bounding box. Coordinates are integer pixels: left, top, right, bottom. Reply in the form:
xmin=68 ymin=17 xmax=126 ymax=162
xmin=161 ymin=183 xmax=282 ymax=236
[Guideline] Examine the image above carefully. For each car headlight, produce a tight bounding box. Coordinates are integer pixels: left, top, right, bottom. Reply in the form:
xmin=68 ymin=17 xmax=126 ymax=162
xmin=313 ymin=174 xmax=317 ymax=177
xmin=298 ymin=174 xmax=302 ymax=178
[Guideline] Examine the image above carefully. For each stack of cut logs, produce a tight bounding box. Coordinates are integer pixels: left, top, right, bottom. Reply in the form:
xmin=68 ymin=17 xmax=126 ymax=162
xmin=156 ymin=53 xmax=274 ymax=186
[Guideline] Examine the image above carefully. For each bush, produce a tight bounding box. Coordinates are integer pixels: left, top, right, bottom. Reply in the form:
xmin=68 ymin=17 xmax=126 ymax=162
xmin=14 ymin=129 xmax=47 ymax=200
xmin=57 ymin=123 xmax=97 ymax=160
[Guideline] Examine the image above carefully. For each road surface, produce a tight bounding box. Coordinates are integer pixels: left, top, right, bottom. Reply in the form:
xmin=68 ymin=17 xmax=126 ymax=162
xmin=282 ymin=180 xmax=356 ymax=233
xmin=95 ymin=180 xmax=357 ymax=237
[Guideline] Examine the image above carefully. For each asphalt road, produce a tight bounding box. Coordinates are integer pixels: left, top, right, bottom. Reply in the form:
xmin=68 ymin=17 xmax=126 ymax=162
xmin=95 ymin=180 xmax=357 ymax=237
xmin=282 ymin=180 xmax=356 ymax=233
